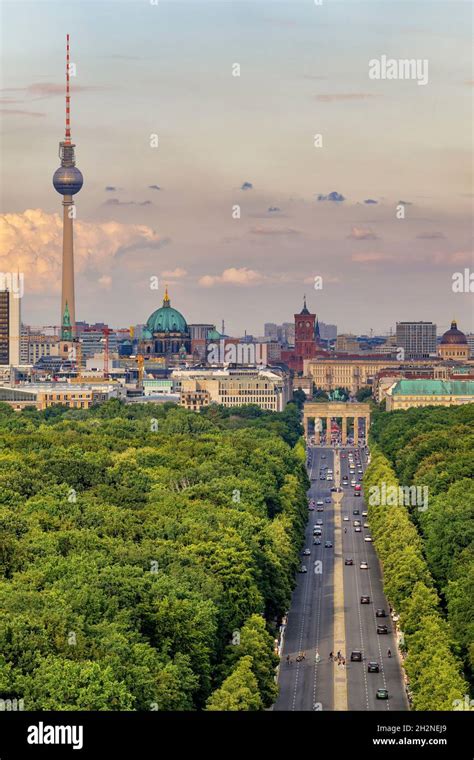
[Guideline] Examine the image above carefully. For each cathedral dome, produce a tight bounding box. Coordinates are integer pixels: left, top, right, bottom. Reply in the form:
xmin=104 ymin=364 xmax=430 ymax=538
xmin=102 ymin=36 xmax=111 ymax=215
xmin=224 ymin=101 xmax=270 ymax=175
xmin=146 ymin=287 xmax=188 ymax=334
xmin=440 ymin=320 xmax=467 ymax=345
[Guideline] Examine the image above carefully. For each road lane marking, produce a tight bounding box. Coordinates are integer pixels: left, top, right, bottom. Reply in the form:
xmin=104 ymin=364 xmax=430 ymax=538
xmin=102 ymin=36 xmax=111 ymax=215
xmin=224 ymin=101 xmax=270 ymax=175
xmin=332 ymin=450 xmax=348 ymax=711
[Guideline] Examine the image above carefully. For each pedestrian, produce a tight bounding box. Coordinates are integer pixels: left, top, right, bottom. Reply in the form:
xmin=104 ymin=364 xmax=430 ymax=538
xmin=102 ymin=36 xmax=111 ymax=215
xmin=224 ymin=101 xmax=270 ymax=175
xmin=286 ymin=654 xmax=290 ymax=665
xmin=337 ymin=650 xmax=341 ymax=660
xmin=342 ymin=658 xmax=346 ymax=667
xmin=329 ymin=651 xmax=333 ymax=661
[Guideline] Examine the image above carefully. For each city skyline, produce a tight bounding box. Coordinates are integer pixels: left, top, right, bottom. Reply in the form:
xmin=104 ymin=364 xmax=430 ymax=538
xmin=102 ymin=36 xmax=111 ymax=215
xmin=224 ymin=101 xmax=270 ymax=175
xmin=0 ymin=0 xmax=472 ymax=336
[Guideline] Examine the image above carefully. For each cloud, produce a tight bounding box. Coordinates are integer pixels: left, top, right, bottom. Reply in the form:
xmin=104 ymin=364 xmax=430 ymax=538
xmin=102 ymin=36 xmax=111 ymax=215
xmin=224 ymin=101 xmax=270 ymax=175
xmin=98 ymin=275 xmax=112 ymax=290
xmin=198 ymin=268 xmax=264 ymax=287
xmin=1 ymin=83 xmax=104 ymax=99
xmin=241 ymin=182 xmax=253 ymax=191
xmin=105 ymin=186 xmax=119 ymax=192
xmin=0 ymin=108 xmax=46 ymax=117
xmin=429 ymin=250 xmax=472 ymax=266
xmin=317 ymin=191 xmax=345 ymax=202
xmin=104 ymin=198 xmax=151 ymax=206
xmin=267 ymin=207 xmax=281 ymax=213
xmin=398 ymin=199 xmax=413 ymax=206
xmin=0 ymin=208 xmax=164 ymax=295
xmin=161 ymin=268 xmax=187 ymax=279
xmin=351 ymin=252 xmax=393 ymax=263
xmin=315 ymin=93 xmax=378 ymax=102
xmin=416 ymin=231 xmax=445 ymax=240
xmin=364 ymin=199 xmax=378 ymax=204
xmin=250 ymin=226 xmax=300 ymax=236
xmin=348 ymin=226 xmax=378 ymax=240
xmin=148 ymin=185 xmax=161 ymax=190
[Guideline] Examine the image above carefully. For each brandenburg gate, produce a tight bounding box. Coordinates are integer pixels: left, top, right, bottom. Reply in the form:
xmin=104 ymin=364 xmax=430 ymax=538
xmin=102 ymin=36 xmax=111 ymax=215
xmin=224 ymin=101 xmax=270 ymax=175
xmin=303 ymin=402 xmax=371 ymax=446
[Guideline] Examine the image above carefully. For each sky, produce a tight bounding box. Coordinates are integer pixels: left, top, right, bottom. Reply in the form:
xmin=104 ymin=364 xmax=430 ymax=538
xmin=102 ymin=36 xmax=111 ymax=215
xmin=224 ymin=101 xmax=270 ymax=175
xmin=0 ymin=0 xmax=472 ymax=336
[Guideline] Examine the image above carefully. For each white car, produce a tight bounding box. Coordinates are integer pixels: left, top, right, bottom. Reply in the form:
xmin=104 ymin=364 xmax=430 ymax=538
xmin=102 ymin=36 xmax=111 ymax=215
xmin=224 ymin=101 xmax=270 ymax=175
xmin=303 ymin=549 xmax=311 ymax=556
xmin=360 ymin=561 xmax=368 ymax=569
xmin=316 ymin=500 xmax=324 ymax=506
xmin=364 ymin=536 xmax=373 ymax=542
xmin=299 ymin=565 xmax=308 ymax=573
xmin=327 ymin=476 xmax=333 ymax=481
xmin=343 ymin=516 xmax=349 ymax=522
xmin=355 ymin=526 xmax=362 ymax=533
xmin=362 ymin=511 xmax=368 ymax=517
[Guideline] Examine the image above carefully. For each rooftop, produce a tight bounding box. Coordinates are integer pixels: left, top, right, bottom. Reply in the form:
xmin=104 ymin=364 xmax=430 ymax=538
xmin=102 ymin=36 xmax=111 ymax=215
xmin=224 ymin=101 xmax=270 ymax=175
xmin=391 ymin=379 xmax=474 ymax=396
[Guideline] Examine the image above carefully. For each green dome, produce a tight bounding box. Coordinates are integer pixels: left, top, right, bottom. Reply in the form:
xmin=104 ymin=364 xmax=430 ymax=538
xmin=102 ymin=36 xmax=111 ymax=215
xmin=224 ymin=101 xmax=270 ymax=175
xmin=146 ymin=288 xmax=188 ymax=334
xmin=207 ymin=328 xmax=222 ymax=341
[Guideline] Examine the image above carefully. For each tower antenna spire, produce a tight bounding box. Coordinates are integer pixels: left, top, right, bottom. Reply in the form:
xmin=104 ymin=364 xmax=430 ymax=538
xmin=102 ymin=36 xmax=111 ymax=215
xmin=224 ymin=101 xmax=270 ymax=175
xmin=65 ymin=34 xmax=71 ymax=144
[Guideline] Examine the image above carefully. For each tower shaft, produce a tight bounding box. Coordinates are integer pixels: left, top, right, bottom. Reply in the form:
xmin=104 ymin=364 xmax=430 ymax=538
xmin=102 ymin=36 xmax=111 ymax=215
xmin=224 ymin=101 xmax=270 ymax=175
xmin=61 ymin=195 xmax=76 ymax=334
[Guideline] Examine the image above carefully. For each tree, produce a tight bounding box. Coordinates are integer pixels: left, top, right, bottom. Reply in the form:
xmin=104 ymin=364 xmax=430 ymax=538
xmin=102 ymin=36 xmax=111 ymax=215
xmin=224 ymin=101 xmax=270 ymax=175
xmin=206 ymin=656 xmax=262 ymax=711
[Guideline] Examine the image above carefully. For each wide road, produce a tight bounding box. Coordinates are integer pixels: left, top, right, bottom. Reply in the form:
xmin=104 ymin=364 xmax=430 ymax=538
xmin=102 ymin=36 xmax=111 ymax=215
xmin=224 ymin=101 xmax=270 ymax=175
xmin=274 ymin=444 xmax=408 ymax=711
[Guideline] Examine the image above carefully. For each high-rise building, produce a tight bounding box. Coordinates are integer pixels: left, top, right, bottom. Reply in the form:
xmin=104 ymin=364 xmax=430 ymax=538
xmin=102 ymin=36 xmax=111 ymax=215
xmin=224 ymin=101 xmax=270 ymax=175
xmin=264 ymin=323 xmax=279 ymax=340
xmin=0 ymin=288 xmax=21 ymax=367
xmin=396 ymin=321 xmax=437 ymax=359
xmin=52 ymin=34 xmax=83 ymax=341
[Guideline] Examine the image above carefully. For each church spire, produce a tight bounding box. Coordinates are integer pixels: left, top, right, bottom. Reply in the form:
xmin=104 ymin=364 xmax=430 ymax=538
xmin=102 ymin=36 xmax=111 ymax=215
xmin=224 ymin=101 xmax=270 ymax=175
xmin=61 ymin=300 xmax=72 ymax=341
xmin=163 ymin=285 xmax=170 ymax=307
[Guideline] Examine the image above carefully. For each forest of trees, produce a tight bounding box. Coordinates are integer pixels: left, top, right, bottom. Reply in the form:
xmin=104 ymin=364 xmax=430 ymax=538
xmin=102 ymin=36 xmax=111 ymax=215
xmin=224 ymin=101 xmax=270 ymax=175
xmin=366 ymin=403 xmax=474 ymax=708
xmin=0 ymin=400 xmax=308 ymax=710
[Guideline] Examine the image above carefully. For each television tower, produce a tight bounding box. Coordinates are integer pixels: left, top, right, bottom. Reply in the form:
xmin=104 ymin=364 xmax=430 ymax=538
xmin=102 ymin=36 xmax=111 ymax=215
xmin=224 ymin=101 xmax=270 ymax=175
xmin=53 ymin=34 xmax=83 ymax=340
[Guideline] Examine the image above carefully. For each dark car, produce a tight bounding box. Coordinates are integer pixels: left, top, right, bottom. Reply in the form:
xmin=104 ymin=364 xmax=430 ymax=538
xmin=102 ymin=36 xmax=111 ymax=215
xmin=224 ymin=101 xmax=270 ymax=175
xmin=376 ymin=624 xmax=389 ymax=634
xmin=350 ymin=650 xmax=362 ymax=662
xmin=354 ymin=491 xmax=361 ymax=497
xmin=368 ymin=661 xmax=379 ymax=673
xmin=353 ymin=509 xmax=360 ymax=515
xmin=344 ymin=558 xmax=354 ymax=566
xmin=375 ymin=608 xmax=386 ymax=618
xmin=325 ymin=497 xmax=331 ymax=503
xmin=313 ymin=538 xmax=321 ymax=545
xmin=376 ymin=688 xmax=389 ymax=700
xmin=360 ymin=595 xmax=371 ymax=604
xmin=317 ymin=506 xmax=324 ymax=512
xmin=324 ymin=540 xmax=333 ymax=548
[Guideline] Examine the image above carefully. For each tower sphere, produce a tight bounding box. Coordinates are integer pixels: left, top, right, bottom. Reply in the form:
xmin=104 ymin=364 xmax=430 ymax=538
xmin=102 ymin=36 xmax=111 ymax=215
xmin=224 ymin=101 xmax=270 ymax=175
xmin=53 ymin=165 xmax=83 ymax=196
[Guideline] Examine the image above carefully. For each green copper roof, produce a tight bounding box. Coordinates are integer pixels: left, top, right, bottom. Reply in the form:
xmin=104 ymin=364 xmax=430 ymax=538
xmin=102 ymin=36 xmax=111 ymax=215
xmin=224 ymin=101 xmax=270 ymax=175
xmin=392 ymin=380 xmax=474 ymax=396
xmin=207 ymin=328 xmax=222 ymax=341
xmin=146 ymin=289 xmax=188 ymax=335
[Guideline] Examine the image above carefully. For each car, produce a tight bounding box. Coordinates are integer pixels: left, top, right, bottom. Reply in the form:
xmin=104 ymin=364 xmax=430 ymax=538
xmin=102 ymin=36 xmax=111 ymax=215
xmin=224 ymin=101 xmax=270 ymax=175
xmin=324 ymin=540 xmax=333 ymax=548
xmin=313 ymin=529 xmax=322 ymax=537
xmin=363 ymin=522 xmax=369 ymax=529
xmin=345 ymin=558 xmax=354 ymax=566
xmin=368 ymin=661 xmax=379 ymax=673
xmin=376 ymin=624 xmax=389 ymax=634
xmin=354 ymin=526 xmax=362 ymax=533
xmin=353 ymin=509 xmax=360 ymax=515
xmin=299 ymin=565 xmax=308 ymax=573
xmin=376 ymin=608 xmax=386 ymax=618
xmin=316 ymin=500 xmax=324 ymax=506
xmin=353 ymin=520 xmax=361 ymax=526
xmin=321 ymin=454 xmax=326 ymax=459
xmin=343 ymin=516 xmax=349 ymax=522
xmin=303 ymin=548 xmax=311 ymax=556
xmin=317 ymin=505 xmax=324 ymax=512
xmin=364 ymin=536 xmax=373 ymax=542
xmin=350 ymin=650 xmax=362 ymax=662
xmin=376 ymin=688 xmax=389 ymax=700
xmin=330 ymin=486 xmax=337 ymax=492
xmin=362 ymin=511 xmax=368 ymax=517
xmin=325 ymin=497 xmax=331 ymax=503
xmin=327 ymin=476 xmax=333 ymax=481
xmin=308 ymin=505 xmax=315 ymax=511
xmin=360 ymin=561 xmax=368 ymax=569
xmin=354 ymin=491 xmax=361 ymax=497
xmin=351 ymin=480 xmax=356 ymax=487
xmin=320 ymin=475 xmax=326 ymax=480
xmin=313 ymin=538 xmax=321 ymax=545
xmin=360 ymin=595 xmax=371 ymax=604
xmin=358 ymin=476 xmax=363 ymax=481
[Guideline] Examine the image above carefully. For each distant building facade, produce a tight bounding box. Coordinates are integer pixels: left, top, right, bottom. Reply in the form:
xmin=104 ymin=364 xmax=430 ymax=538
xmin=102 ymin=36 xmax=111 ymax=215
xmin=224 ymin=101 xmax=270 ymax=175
xmin=396 ymin=321 xmax=437 ymax=359
xmin=385 ymin=379 xmax=474 ymax=411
